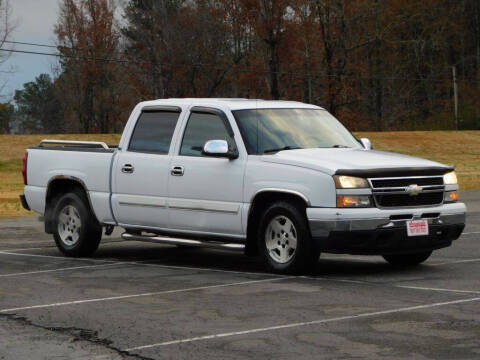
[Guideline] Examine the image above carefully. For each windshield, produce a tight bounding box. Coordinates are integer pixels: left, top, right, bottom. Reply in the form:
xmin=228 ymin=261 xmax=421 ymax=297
xmin=232 ymin=108 xmax=361 ymax=154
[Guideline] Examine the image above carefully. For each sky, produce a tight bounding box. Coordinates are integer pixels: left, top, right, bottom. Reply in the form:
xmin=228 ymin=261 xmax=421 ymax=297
xmin=1 ymin=0 xmax=60 ymax=100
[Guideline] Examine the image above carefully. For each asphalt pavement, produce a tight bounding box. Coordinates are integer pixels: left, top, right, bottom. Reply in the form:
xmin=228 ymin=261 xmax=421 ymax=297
xmin=0 ymin=191 xmax=479 ymax=359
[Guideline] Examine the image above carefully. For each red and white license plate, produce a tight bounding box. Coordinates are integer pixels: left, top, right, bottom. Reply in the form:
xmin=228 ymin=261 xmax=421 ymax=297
xmin=407 ymin=219 xmax=429 ymax=237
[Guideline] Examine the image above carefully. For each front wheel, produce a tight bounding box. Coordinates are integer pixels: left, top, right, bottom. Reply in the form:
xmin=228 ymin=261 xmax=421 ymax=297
xmin=53 ymin=191 xmax=102 ymax=257
xmin=382 ymin=251 xmax=432 ymax=266
xmin=258 ymin=201 xmax=320 ymax=274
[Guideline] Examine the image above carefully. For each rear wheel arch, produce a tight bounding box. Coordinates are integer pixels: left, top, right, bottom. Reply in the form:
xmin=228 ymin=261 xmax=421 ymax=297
xmin=52 ymin=191 xmax=102 ymax=257
xmin=45 ymin=177 xmax=97 ymax=233
xmin=245 ymin=190 xmax=310 ymax=256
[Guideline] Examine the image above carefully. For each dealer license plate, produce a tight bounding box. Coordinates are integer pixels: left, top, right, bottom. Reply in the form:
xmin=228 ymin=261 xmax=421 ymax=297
xmin=407 ymin=219 xmax=429 ymax=237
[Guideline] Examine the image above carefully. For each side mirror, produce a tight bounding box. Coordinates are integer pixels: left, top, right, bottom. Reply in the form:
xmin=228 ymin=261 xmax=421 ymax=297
xmin=202 ymin=140 xmax=238 ymax=159
xmin=360 ymin=138 xmax=373 ymax=150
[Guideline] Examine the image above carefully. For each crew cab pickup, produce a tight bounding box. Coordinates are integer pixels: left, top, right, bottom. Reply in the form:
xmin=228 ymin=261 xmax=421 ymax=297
xmin=20 ymin=99 xmax=466 ymax=273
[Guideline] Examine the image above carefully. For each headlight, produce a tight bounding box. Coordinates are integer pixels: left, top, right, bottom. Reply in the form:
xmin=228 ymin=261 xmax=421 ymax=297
xmin=334 ymin=175 xmax=369 ymax=189
xmin=443 ymin=171 xmax=457 ymax=185
xmin=337 ymin=195 xmax=372 ymax=208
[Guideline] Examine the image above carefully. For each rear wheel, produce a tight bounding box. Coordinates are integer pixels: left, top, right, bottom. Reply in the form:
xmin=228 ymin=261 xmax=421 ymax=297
xmin=258 ymin=201 xmax=320 ymax=274
xmin=382 ymin=251 xmax=432 ymax=266
xmin=53 ymin=191 xmax=102 ymax=257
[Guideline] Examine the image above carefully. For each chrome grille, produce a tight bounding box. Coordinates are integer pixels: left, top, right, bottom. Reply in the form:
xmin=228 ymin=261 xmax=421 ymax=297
xmin=370 ymin=177 xmax=443 ymax=188
xmin=369 ymin=176 xmax=444 ymax=208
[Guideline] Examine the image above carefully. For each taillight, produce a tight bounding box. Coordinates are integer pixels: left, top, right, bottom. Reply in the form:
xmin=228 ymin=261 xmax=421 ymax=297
xmin=22 ymin=152 xmax=28 ymax=185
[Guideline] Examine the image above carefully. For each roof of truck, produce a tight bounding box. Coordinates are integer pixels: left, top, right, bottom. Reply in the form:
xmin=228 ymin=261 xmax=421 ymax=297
xmin=138 ymin=98 xmax=324 ymax=111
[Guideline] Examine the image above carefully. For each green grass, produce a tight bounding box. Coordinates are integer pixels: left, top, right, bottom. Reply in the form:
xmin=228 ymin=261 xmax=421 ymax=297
xmin=0 ymin=131 xmax=479 ymax=218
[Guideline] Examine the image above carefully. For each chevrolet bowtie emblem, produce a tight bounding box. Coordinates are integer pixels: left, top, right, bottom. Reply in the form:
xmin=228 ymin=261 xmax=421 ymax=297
xmin=406 ymin=184 xmax=423 ymax=196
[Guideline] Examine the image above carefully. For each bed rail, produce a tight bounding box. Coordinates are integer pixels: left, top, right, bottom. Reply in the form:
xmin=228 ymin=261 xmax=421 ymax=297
xmin=39 ymin=139 xmax=110 ymax=149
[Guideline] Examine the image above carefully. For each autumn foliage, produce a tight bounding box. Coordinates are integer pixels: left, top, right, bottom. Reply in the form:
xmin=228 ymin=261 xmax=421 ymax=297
xmin=38 ymin=0 xmax=480 ymax=133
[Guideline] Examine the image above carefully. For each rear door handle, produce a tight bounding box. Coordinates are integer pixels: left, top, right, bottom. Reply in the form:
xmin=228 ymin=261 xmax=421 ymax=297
xmin=170 ymin=166 xmax=184 ymax=176
xmin=121 ymin=164 xmax=134 ymax=174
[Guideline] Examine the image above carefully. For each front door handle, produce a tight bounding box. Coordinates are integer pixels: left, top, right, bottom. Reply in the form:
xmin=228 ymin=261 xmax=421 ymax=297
xmin=121 ymin=164 xmax=134 ymax=174
xmin=170 ymin=166 xmax=184 ymax=176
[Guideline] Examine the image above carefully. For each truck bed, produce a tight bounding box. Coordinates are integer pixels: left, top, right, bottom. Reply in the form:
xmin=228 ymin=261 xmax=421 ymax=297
xmin=24 ymin=140 xmax=117 ymax=224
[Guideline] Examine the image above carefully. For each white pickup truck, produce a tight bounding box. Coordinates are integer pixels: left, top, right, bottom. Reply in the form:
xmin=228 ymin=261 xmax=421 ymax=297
xmin=20 ymin=98 xmax=466 ymax=273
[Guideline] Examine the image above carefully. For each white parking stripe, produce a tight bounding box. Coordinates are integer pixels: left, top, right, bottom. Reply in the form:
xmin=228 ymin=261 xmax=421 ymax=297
xmin=130 ymin=261 xmax=281 ymax=277
xmin=0 ymin=250 xmax=115 ymax=262
xmin=0 ymin=262 xmax=122 ymax=278
xmin=303 ymin=276 xmax=369 ymax=285
xmin=0 ymin=277 xmax=288 ymax=313
xmin=303 ymin=276 xmax=480 ymax=297
xmin=430 ymin=258 xmax=480 ymax=266
xmin=124 ymin=296 xmax=480 ymax=351
xmin=396 ymin=285 xmax=480 ymax=294
xmin=0 ymin=247 xmax=47 ymax=252
xmin=0 ymin=250 xmax=281 ymax=277
xmin=461 ymin=231 xmax=480 ymax=235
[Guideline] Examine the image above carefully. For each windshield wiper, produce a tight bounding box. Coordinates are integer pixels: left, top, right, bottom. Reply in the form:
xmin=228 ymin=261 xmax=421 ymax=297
xmin=331 ymin=144 xmax=351 ymax=148
xmin=263 ymin=146 xmax=303 ymax=154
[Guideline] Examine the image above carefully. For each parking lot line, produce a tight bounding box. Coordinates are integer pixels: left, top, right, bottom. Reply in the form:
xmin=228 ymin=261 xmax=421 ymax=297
xmin=395 ymin=285 xmax=480 ymax=294
xmin=303 ymin=276 xmax=369 ymax=285
xmin=0 ymin=247 xmax=48 ymax=252
xmin=304 ymin=276 xmax=480 ymax=296
xmin=461 ymin=231 xmax=480 ymax=235
xmin=130 ymin=261 xmax=281 ymax=277
xmin=124 ymin=296 xmax=480 ymax=351
xmin=0 ymin=277 xmax=288 ymax=313
xmin=430 ymin=258 xmax=480 ymax=266
xmin=0 ymin=250 xmax=282 ymax=277
xmin=0 ymin=262 xmax=123 ymax=278
xmin=0 ymin=250 xmax=116 ymax=263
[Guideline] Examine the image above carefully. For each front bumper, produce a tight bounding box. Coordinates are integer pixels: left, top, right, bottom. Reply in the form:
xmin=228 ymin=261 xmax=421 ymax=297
xmin=307 ymin=202 xmax=466 ymax=255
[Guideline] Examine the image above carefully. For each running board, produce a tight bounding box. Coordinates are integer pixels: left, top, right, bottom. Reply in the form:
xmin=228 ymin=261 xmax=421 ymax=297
xmin=121 ymin=232 xmax=245 ymax=251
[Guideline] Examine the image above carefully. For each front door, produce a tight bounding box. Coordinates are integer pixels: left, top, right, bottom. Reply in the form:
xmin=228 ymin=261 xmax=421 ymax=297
xmin=168 ymin=108 xmax=245 ymax=237
xmin=112 ymin=108 xmax=182 ymax=228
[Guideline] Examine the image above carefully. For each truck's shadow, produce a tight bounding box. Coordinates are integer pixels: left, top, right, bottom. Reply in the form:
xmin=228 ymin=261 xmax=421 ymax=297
xmin=93 ymin=241 xmax=438 ymax=278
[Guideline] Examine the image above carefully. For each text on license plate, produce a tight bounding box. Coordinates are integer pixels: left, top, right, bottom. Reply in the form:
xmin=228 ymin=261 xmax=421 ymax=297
xmin=407 ymin=219 xmax=429 ymax=237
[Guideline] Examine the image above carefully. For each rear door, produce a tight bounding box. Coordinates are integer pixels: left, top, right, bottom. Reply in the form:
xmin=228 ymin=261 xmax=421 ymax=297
xmin=112 ymin=106 xmax=182 ymax=228
xmin=168 ymin=107 xmax=246 ymax=237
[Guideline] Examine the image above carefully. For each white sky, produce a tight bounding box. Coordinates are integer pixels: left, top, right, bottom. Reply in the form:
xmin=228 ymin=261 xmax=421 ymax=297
xmin=1 ymin=0 xmax=60 ymax=100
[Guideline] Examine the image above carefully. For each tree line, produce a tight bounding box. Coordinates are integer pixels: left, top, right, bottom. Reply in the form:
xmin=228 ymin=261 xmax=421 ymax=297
xmin=3 ymin=0 xmax=480 ymax=134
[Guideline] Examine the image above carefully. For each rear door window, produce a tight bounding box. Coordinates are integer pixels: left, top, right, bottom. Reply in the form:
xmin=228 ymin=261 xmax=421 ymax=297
xmin=128 ymin=111 xmax=180 ymax=154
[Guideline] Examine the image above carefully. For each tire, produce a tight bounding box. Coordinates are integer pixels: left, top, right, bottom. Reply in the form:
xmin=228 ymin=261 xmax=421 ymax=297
xmin=52 ymin=190 xmax=102 ymax=257
xmin=382 ymin=251 xmax=432 ymax=266
xmin=258 ymin=201 xmax=320 ymax=274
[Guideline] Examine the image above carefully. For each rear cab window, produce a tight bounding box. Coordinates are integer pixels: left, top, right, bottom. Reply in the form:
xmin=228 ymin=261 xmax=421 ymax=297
xmin=128 ymin=110 xmax=181 ymax=154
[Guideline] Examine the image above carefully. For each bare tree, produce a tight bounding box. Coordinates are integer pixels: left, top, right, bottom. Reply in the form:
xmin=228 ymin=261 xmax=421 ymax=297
xmin=55 ymin=0 xmax=121 ymax=133
xmin=0 ymin=0 xmax=16 ymax=97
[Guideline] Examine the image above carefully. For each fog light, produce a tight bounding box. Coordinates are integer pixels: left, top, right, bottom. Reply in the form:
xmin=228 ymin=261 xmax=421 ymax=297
xmin=444 ymin=191 xmax=459 ymax=203
xmin=337 ymin=195 xmax=372 ymax=208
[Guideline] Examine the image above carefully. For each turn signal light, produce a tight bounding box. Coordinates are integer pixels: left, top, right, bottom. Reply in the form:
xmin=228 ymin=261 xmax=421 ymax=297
xmin=444 ymin=191 xmax=459 ymax=203
xmin=336 ymin=195 xmax=372 ymax=208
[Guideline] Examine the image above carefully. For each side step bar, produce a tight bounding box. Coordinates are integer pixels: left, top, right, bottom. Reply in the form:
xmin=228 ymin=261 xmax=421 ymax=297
xmin=121 ymin=232 xmax=245 ymax=251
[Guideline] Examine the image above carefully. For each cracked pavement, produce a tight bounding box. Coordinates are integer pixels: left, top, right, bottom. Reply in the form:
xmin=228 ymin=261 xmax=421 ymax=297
xmin=0 ymin=191 xmax=479 ymax=359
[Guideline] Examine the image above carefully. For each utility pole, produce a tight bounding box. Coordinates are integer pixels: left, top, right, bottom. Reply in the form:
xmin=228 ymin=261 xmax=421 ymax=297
xmin=452 ymin=65 xmax=458 ymax=130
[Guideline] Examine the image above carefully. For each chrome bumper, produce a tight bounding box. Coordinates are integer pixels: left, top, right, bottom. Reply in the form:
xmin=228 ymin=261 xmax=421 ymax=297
xmin=307 ymin=202 xmax=467 ymax=238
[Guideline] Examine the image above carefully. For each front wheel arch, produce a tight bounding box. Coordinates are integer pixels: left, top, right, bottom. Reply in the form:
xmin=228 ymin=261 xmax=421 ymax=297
xmin=257 ymin=200 xmax=320 ymax=274
xmin=245 ymin=191 xmax=310 ymax=257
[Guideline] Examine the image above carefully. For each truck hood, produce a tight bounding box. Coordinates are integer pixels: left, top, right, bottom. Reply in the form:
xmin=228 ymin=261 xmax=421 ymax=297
xmin=260 ymin=148 xmax=453 ymax=177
